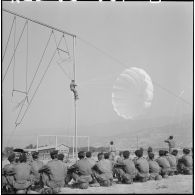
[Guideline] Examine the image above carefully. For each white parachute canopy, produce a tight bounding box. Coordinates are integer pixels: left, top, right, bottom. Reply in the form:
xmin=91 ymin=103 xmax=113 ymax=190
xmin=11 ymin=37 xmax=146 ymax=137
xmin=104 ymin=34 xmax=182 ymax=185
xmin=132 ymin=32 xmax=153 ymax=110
xmin=112 ymin=67 xmax=154 ymax=119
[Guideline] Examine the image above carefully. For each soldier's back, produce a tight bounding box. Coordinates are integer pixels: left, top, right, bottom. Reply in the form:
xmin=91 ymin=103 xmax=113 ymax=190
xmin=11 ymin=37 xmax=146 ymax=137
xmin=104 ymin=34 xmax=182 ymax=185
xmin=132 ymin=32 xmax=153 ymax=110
xmin=31 ymin=160 xmax=44 ymax=171
xmin=47 ymin=159 xmax=67 ymax=181
xmin=14 ymin=162 xmax=31 ymax=182
xmin=97 ymin=159 xmax=112 ymax=174
xmin=123 ymin=159 xmax=136 ymax=175
xmin=166 ymin=155 xmax=177 ymax=168
xmin=4 ymin=163 xmax=15 ymax=172
xmin=86 ymin=158 xmax=96 ymax=167
xmin=76 ymin=158 xmax=93 ymax=176
xmin=156 ymin=157 xmax=170 ymax=169
xmin=136 ymin=157 xmax=149 ymax=174
xmin=182 ymin=154 xmax=192 ymax=167
xmin=30 ymin=160 xmax=44 ymax=180
xmin=148 ymin=160 xmax=160 ymax=173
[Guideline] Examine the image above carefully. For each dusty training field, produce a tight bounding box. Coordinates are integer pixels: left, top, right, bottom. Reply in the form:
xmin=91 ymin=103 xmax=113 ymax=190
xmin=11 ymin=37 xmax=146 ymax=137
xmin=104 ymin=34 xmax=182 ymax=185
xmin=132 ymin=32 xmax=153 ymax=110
xmin=58 ymin=175 xmax=192 ymax=194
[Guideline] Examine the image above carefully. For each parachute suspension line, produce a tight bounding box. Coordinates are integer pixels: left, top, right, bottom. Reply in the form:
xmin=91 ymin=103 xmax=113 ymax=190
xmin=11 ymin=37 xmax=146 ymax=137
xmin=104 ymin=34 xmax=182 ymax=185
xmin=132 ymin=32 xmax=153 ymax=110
xmin=3 ymin=20 xmax=28 ymax=82
xmin=54 ymin=32 xmax=72 ymax=80
xmin=169 ymin=90 xmax=185 ymax=128
xmin=27 ymin=30 xmax=53 ymax=94
xmin=12 ymin=16 xmax=16 ymax=96
xmin=52 ymin=31 xmax=62 ymax=60
xmin=63 ymin=34 xmax=70 ymax=56
xmin=14 ymin=30 xmax=53 ymax=125
xmin=56 ymin=62 xmax=72 ymax=80
xmin=26 ymin=20 xmax=29 ymax=102
xmin=2 ymin=16 xmax=16 ymax=62
xmin=77 ymin=36 xmax=127 ymax=69
xmin=15 ymin=35 xmax=64 ymax=127
xmin=77 ymin=36 xmax=192 ymax=107
xmin=154 ymin=82 xmax=191 ymax=106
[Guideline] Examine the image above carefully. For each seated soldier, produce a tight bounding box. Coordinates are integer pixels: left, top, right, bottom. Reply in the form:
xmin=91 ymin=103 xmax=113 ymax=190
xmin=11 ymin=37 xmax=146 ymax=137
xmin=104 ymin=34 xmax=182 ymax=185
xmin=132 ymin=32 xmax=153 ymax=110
xmin=2 ymin=153 xmax=16 ymax=194
xmin=29 ymin=151 xmax=44 ymax=192
xmin=93 ymin=152 xmax=113 ymax=187
xmin=85 ymin=151 xmax=99 ymax=187
xmin=12 ymin=153 xmax=33 ymax=194
xmin=41 ymin=150 xmax=67 ymax=193
xmin=67 ymin=151 xmax=94 ymax=189
xmin=177 ymin=148 xmax=192 ymax=175
xmin=114 ymin=151 xmax=123 ymax=163
xmin=114 ymin=150 xmax=137 ymax=184
xmin=148 ymin=153 xmax=162 ymax=181
xmin=134 ymin=149 xmax=150 ymax=182
xmin=86 ymin=151 xmax=96 ymax=167
xmin=164 ymin=151 xmax=177 ymax=176
xmin=104 ymin=152 xmax=114 ymax=185
xmin=156 ymin=150 xmax=171 ymax=178
xmin=113 ymin=151 xmax=123 ymax=179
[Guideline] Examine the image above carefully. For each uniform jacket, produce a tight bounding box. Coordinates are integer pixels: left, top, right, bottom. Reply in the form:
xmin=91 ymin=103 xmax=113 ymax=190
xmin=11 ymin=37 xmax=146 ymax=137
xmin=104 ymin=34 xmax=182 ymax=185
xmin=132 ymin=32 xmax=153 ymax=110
xmin=30 ymin=160 xmax=44 ymax=182
xmin=134 ymin=157 xmax=149 ymax=174
xmin=74 ymin=158 xmax=93 ymax=176
xmin=118 ymin=158 xmax=137 ymax=176
xmin=46 ymin=159 xmax=67 ymax=182
xmin=148 ymin=159 xmax=161 ymax=174
xmin=156 ymin=156 xmax=170 ymax=169
xmin=165 ymin=154 xmax=177 ymax=170
xmin=180 ymin=154 xmax=192 ymax=168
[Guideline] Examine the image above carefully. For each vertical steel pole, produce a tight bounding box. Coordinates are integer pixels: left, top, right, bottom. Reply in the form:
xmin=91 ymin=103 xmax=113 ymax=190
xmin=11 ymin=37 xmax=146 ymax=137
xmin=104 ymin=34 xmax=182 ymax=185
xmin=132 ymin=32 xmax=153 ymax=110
xmin=137 ymin=136 xmax=139 ymax=149
xmin=36 ymin=135 xmax=38 ymax=151
xmin=72 ymin=136 xmax=75 ymax=159
xmin=73 ymin=36 xmax=77 ymax=161
xmin=55 ymin=135 xmax=57 ymax=148
xmin=88 ymin=136 xmax=90 ymax=151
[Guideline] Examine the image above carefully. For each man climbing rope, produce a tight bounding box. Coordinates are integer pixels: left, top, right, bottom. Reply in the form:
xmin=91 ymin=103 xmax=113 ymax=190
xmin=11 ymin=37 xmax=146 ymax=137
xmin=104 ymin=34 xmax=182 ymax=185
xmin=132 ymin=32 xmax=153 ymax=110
xmin=70 ymin=80 xmax=79 ymax=100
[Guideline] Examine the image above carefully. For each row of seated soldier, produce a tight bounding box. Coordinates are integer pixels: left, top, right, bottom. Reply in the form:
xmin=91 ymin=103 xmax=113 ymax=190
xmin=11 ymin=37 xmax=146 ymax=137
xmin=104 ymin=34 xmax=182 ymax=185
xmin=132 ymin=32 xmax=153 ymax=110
xmin=2 ymin=147 xmax=192 ymax=194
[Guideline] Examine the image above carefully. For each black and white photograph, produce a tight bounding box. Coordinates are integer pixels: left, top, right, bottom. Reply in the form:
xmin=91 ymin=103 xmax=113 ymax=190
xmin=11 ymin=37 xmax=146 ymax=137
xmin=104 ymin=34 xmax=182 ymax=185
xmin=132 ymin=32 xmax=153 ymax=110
xmin=2 ymin=1 xmax=193 ymax=194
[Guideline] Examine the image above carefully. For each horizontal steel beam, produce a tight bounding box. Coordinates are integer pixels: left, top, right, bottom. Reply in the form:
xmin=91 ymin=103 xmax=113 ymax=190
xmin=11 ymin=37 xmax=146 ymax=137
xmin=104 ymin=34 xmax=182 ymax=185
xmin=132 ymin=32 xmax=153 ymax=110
xmin=3 ymin=9 xmax=76 ymax=38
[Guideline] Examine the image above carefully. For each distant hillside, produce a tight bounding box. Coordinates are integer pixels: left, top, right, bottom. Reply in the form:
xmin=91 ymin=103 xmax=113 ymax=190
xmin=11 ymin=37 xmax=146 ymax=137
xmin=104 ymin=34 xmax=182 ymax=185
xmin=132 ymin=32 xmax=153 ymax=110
xmin=36 ymin=114 xmax=193 ymax=149
xmin=5 ymin=114 xmax=192 ymax=150
xmin=88 ymin=116 xmax=192 ymax=150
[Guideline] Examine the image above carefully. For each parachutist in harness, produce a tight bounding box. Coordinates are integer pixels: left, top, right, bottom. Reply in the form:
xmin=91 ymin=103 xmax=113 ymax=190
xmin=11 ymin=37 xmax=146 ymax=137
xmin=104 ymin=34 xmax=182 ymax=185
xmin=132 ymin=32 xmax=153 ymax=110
xmin=70 ymin=80 xmax=79 ymax=100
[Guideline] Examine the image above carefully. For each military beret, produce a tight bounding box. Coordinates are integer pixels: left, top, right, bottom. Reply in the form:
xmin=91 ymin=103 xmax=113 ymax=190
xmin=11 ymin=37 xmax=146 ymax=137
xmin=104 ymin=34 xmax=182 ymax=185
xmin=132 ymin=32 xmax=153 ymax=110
xmin=147 ymin=147 xmax=153 ymax=153
xmin=32 ymin=151 xmax=39 ymax=158
xmin=135 ymin=149 xmax=143 ymax=157
xmin=159 ymin=150 xmax=165 ymax=156
xmin=104 ymin=152 xmax=110 ymax=159
xmin=123 ymin=150 xmax=130 ymax=158
xmin=78 ymin=151 xmax=85 ymax=159
xmin=13 ymin=148 xmax=24 ymax=153
xmin=20 ymin=153 xmax=27 ymax=162
xmin=171 ymin=149 xmax=178 ymax=156
xmin=183 ymin=148 xmax=190 ymax=154
xmin=86 ymin=151 xmax=92 ymax=158
xmin=50 ymin=150 xmax=58 ymax=156
xmin=8 ymin=153 xmax=15 ymax=162
xmin=148 ymin=152 xmax=154 ymax=159
xmin=57 ymin=153 xmax=64 ymax=160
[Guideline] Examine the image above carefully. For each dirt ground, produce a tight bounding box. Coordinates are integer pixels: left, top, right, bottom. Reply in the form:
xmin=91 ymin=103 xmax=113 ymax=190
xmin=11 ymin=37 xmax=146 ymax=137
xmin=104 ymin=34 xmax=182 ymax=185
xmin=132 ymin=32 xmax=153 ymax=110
xmin=59 ymin=175 xmax=193 ymax=194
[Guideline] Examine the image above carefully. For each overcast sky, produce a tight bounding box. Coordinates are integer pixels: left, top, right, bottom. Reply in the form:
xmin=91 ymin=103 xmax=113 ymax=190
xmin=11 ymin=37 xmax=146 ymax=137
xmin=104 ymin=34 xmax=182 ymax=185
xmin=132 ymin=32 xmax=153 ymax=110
xmin=2 ymin=1 xmax=193 ymax=148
